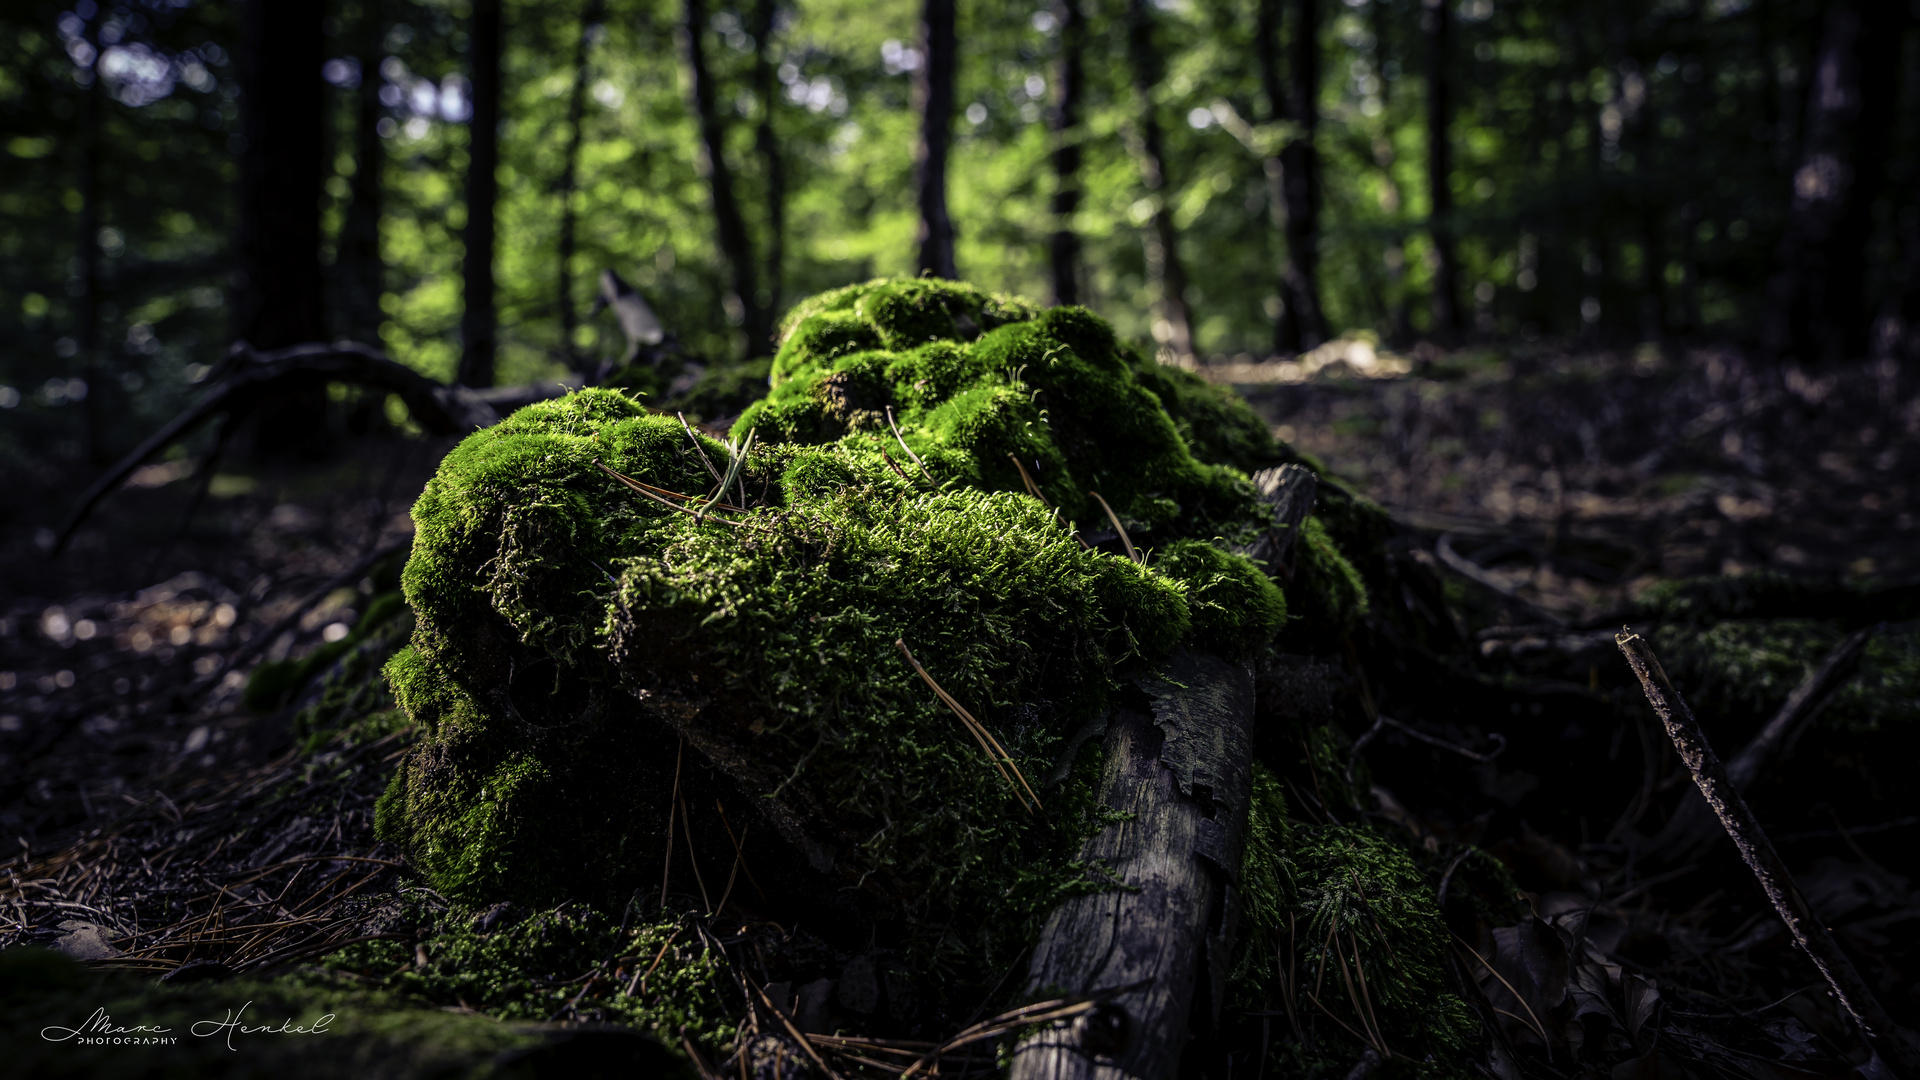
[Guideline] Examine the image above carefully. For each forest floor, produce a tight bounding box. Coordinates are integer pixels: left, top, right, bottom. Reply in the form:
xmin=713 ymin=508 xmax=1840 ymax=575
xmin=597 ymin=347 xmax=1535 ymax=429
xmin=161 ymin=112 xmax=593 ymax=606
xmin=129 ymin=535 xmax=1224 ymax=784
xmin=1 ymin=339 xmax=1916 ymax=1076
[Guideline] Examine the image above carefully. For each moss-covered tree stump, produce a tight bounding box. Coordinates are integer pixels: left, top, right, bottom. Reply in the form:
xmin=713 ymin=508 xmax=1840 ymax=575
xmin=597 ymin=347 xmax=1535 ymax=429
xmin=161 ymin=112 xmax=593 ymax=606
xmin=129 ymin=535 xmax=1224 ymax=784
xmin=374 ymin=278 xmax=1437 ymax=1074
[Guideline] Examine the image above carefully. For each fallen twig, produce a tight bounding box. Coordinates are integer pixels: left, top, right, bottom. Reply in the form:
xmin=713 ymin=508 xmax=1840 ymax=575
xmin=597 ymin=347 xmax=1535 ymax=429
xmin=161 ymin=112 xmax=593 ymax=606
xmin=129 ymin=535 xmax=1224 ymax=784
xmin=1616 ymin=629 xmax=1919 ymax=1079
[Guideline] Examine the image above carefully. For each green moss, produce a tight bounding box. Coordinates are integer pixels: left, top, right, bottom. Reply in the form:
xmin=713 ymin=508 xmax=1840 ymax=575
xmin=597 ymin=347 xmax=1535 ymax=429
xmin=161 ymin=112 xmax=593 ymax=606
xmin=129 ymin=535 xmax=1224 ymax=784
xmin=1153 ymin=539 xmax=1287 ymax=659
xmin=245 ymin=591 xmax=412 ymax=716
xmin=1231 ymin=823 xmax=1477 ymax=1077
xmin=1285 ymin=516 xmax=1371 ymax=638
xmin=377 ymin=279 xmax=1368 ymax=1002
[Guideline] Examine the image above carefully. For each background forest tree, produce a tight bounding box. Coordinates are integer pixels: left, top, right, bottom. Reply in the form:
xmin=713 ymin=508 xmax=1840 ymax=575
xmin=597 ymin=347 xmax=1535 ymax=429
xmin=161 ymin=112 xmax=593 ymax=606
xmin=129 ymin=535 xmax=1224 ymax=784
xmin=2 ymin=0 xmax=1918 ymax=465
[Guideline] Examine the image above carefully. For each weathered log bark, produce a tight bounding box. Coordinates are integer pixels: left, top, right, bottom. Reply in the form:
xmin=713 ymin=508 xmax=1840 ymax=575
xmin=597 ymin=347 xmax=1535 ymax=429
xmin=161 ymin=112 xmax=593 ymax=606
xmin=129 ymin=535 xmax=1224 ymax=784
xmin=1009 ymin=466 xmax=1317 ymax=1079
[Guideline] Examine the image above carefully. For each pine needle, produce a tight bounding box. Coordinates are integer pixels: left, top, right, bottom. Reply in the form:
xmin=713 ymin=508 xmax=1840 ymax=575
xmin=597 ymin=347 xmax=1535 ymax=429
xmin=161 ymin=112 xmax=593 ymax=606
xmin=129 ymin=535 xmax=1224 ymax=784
xmin=893 ymin=638 xmax=1040 ymax=814
xmin=1007 ymin=454 xmax=1048 ymax=507
xmin=1087 ymin=490 xmax=1139 ymax=563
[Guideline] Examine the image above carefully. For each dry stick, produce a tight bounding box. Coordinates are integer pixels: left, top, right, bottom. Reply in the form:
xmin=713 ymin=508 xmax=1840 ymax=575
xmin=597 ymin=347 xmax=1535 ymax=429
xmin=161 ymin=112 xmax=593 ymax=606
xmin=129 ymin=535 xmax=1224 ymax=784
xmin=714 ymin=801 xmax=771 ymax=911
xmin=1086 ymin=490 xmax=1139 ymax=563
xmin=885 ymin=406 xmax=928 ymax=473
xmin=713 ymin=824 xmax=746 ymax=915
xmin=661 ymin=738 xmax=683 ymax=907
xmin=679 ymin=790 xmax=712 ymax=913
xmin=881 ymin=451 xmax=916 ymax=486
xmin=1006 ymin=454 xmax=1048 ymax=507
xmin=893 ymin=638 xmax=1039 ymax=813
xmin=746 ymin=977 xmax=846 ymax=1080
xmin=1616 ymin=630 xmax=1919 ymax=1079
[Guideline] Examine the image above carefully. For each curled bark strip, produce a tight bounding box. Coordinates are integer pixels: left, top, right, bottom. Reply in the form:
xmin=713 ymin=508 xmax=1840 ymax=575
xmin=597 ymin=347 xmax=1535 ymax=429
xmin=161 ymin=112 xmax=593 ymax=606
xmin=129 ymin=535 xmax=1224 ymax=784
xmin=1615 ymin=629 xmax=1919 ymax=1080
xmin=1652 ymin=625 xmax=1875 ymax=862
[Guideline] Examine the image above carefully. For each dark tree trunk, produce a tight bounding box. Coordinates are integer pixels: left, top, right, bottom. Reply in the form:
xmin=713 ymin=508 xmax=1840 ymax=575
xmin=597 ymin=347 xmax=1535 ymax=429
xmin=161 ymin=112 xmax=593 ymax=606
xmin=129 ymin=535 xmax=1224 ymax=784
xmin=1765 ymin=0 xmax=1908 ymax=362
xmin=337 ymin=1 xmax=387 ymax=346
xmin=75 ymin=14 xmax=105 ymax=463
xmin=557 ymin=0 xmax=605 ymax=373
xmin=236 ymin=0 xmax=329 ymax=457
xmin=1047 ymin=0 xmax=1086 ymax=307
xmin=915 ymin=0 xmax=959 ymax=280
xmin=750 ymin=0 xmax=786 ymax=316
xmin=457 ymin=0 xmax=503 ymax=387
xmin=1372 ymin=0 xmax=1409 ymax=342
xmin=1256 ymin=0 xmax=1326 ymax=353
xmin=1125 ymin=0 xmax=1195 ymax=363
xmin=1423 ymin=0 xmax=1462 ymax=339
xmin=683 ymin=0 xmax=769 ymax=353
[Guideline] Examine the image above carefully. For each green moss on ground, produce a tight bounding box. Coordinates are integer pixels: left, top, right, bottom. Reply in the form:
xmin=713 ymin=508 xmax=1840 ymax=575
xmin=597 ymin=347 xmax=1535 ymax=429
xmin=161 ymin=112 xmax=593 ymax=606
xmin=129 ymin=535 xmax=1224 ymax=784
xmin=372 ymin=280 xmax=1336 ymax=997
xmin=1230 ymin=815 xmax=1478 ymax=1078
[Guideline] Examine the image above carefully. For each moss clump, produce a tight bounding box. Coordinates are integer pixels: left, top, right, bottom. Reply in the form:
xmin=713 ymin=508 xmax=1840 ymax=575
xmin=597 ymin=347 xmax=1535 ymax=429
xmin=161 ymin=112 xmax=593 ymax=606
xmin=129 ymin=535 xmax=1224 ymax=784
xmin=1233 ymin=821 xmax=1477 ymax=1077
xmin=741 ymin=278 xmax=1270 ymax=548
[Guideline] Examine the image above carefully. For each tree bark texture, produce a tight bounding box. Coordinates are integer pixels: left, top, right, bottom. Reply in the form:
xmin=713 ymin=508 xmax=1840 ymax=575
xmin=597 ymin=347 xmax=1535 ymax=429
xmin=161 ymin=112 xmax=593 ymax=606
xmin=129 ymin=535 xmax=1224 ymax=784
xmin=75 ymin=12 xmax=105 ymax=462
xmin=1048 ymin=0 xmax=1086 ymax=307
xmin=751 ymin=0 xmax=786 ymax=315
xmin=236 ymin=0 xmax=329 ymax=457
xmin=1125 ymin=0 xmax=1195 ymax=364
xmin=1255 ymin=0 xmax=1326 ymax=353
xmin=915 ymin=0 xmax=959 ymax=281
xmin=337 ymin=1 xmax=388 ymax=346
xmin=1422 ymin=0 xmax=1462 ymax=339
xmin=1008 ymin=651 xmax=1256 ymax=1080
xmin=683 ymin=0 xmax=770 ymax=352
xmin=457 ymin=0 xmax=503 ymax=387
xmin=557 ymin=0 xmax=605 ymax=373
xmin=1010 ymin=466 xmax=1316 ymax=1080
xmin=1765 ymin=0 xmax=1910 ymax=362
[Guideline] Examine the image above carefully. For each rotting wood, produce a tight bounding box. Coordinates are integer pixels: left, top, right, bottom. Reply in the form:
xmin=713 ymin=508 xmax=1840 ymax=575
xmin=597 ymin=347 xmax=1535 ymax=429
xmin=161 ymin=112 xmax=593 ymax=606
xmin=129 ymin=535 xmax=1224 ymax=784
xmin=1615 ymin=629 xmax=1920 ymax=1080
xmin=1008 ymin=463 xmax=1317 ymax=1080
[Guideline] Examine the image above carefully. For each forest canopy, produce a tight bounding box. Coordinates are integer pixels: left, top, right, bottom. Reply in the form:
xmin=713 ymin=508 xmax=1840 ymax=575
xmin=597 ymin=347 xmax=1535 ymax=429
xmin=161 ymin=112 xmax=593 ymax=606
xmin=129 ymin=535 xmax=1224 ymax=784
xmin=3 ymin=0 xmax=1917 ymax=468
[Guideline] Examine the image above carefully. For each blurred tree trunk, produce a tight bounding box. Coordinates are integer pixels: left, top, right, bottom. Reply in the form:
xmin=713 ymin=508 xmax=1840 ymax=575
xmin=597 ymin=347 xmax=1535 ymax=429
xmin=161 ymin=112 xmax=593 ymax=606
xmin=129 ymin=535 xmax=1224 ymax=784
xmin=1765 ymin=0 xmax=1909 ymax=362
xmin=74 ymin=12 xmax=105 ymax=463
xmin=915 ymin=0 xmax=958 ymax=280
xmin=750 ymin=0 xmax=786 ymax=318
xmin=1422 ymin=0 xmax=1462 ymax=339
xmin=236 ymin=0 xmax=329 ymax=457
xmin=1047 ymin=0 xmax=1085 ymax=307
xmin=683 ymin=0 xmax=769 ymax=353
xmin=457 ymin=0 xmax=502 ymax=387
xmin=557 ymin=0 xmax=605 ymax=373
xmin=1373 ymin=0 xmax=1409 ymax=343
xmin=337 ymin=1 xmax=388 ymax=347
xmin=1126 ymin=0 xmax=1195 ymax=363
xmin=1256 ymin=0 xmax=1326 ymax=353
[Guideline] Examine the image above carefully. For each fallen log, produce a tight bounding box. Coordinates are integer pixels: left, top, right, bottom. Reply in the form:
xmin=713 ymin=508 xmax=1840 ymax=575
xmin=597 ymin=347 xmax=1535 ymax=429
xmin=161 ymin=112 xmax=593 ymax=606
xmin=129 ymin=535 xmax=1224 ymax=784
xmin=1009 ymin=464 xmax=1316 ymax=1080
